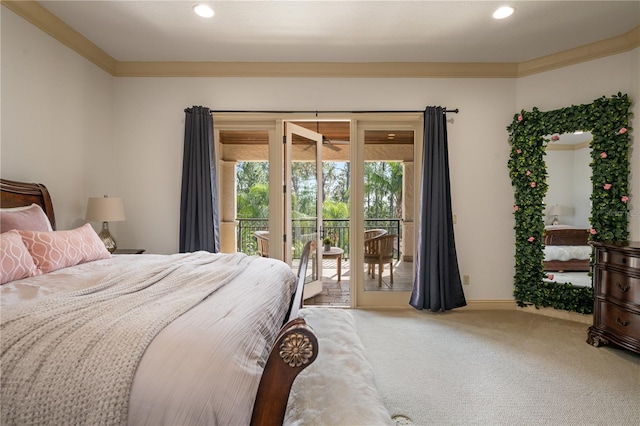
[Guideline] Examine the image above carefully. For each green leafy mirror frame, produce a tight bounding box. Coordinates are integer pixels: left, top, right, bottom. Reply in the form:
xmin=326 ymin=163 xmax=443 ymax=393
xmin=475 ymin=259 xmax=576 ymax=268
xmin=507 ymin=93 xmax=632 ymax=314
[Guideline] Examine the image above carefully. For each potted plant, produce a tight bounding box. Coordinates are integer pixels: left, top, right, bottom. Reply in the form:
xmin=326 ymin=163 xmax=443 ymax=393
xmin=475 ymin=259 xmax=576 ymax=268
xmin=323 ymin=236 xmax=332 ymax=251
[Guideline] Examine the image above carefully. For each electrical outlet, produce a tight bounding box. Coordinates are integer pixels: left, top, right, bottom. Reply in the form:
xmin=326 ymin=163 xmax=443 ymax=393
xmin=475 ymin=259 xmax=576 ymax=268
xmin=453 ymin=214 xmax=457 ymax=224
xmin=463 ymin=275 xmax=470 ymax=285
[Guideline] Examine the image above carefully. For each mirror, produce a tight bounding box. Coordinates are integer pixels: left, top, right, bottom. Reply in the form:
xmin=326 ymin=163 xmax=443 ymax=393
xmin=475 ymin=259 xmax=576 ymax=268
xmin=542 ymin=132 xmax=592 ymax=288
xmin=508 ymin=94 xmax=631 ymax=314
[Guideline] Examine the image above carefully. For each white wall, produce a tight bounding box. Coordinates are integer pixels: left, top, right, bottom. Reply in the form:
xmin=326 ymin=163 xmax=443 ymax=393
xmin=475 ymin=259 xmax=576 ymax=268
xmin=573 ymin=147 xmax=592 ymax=228
xmin=2 ymin=8 xmax=638 ymax=303
xmin=112 ymin=77 xmax=517 ymax=301
xmin=516 ymin=49 xmax=640 ymax=241
xmin=545 ymin=147 xmax=591 ymax=227
xmin=1 ymin=8 xmax=115 ymax=231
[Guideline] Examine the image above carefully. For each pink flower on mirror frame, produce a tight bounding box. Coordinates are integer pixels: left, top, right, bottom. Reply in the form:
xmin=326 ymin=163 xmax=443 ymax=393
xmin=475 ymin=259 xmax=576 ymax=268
xmin=600 ymin=152 xmax=608 ymax=159
xmin=516 ymin=149 xmax=522 ymax=154
xmin=547 ymin=274 xmax=554 ymax=281
xmin=590 ymin=228 xmax=597 ymax=235
xmin=526 ymin=170 xmax=532 ymax=176
xmin=528 ymin=236 xmax=535 ymax=242
xmin=514 ymin=205 xmax=519 ymax=211
xmin=551 ymin=135 xmax=560 ymax=141
xmin=621 ymin=196 xmax=629 ymax=203
xmin=531 ymin=182 xmax=536 ymax=188
xmin=603 ymin=183 xmax=612 ymax=190
xmin=619 ymin=127 xmax=628 ymax=134
xmin=518 ymin=115 xmax=523 ymax=122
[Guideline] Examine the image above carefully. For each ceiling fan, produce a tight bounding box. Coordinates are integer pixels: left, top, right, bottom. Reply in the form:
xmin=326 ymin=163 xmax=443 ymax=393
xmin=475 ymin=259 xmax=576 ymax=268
xmin=316 ymin=122 xmax=349 ymax=150
xmin=321 ymin=135 xmax=349 ymax=150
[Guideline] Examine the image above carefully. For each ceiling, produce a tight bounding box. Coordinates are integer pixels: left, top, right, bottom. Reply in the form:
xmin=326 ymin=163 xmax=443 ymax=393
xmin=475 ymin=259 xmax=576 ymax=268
xmin=15 ymin=1 xmax=636 ymax=145
xmin=219 ymin=122 xmax=414 ymax=145
xmin=36 ymin=1 xmax=639 ymax=63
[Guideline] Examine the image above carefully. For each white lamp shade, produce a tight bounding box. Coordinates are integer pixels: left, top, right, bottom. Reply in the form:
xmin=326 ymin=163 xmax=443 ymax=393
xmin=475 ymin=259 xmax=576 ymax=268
xmin=85 ymin=197 xmax=126 ymax=222
xmin=548 ymin=204 xmax=562 ymax=216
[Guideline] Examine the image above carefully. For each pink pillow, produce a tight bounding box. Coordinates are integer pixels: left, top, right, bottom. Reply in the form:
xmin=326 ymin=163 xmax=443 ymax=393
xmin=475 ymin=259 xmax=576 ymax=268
xmin=19 ymin=223 xmax=111 ymax=274
xmin=1 ymin=204 xmax=53 ymax=233
xmin=1 ymin=230 xmax=39 ymax=284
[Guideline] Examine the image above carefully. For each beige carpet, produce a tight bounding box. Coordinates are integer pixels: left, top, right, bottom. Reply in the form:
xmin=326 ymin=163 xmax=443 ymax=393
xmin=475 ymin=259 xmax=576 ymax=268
xmin=351 ymin=309 xmax=640 ymax=426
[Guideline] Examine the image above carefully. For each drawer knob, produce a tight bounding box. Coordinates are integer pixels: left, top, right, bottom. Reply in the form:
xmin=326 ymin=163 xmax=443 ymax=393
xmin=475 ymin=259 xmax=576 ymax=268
xmin=616 ymin=317 xmax=629 ymax=327
xmin=616 ymin=282 xmax=630 ymax=292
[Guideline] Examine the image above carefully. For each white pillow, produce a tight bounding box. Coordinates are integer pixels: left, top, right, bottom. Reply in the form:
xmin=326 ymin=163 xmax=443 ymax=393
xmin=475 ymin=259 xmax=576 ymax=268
xmin=0 ymin=204 xmax=53 ymax=233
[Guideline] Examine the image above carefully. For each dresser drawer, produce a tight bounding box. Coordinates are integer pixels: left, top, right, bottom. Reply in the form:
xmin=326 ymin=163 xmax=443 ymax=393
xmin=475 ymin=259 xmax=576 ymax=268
xmin=596 ymin=249 xmax=640 ymax=270
xmin=597 ymin=269 xmax=640 ymax=305
xmin=596 ymin=300 xmax=640 ymax=340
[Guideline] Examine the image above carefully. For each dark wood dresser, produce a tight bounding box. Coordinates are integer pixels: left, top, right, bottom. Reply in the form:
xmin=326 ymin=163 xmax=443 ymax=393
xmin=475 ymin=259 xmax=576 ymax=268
xmin=587 ymin=241 xmax=640 ymax=354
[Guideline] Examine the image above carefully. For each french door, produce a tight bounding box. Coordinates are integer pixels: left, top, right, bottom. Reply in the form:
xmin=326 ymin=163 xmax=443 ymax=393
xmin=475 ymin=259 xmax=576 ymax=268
xmin=284 ymin=122 xmax=324 ymax=299
xmin=215 ymin=113 xmax=422 ymax=308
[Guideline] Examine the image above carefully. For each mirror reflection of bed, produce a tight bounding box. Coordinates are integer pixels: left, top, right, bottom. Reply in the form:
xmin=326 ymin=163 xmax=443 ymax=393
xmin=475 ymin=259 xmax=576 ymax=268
xmin=543 ymin=226 xmax=592 ymax=287
xmin=543 ymin=131 xmax=593 ymax=288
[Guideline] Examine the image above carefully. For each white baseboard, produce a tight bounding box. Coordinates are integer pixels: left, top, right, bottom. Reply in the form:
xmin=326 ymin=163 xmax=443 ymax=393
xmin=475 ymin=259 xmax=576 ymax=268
xmin=516 ymin=305 xmax=593 ymax=325
xmin=352 ymin=300 xmax=593 ymax=324
xmin=454 ymin=300 xmax=593 ymax=325
xmin=460 ymin=300 xmax=593 ymax=324
xmin=458 ymin=300 xmax=517 ymax=310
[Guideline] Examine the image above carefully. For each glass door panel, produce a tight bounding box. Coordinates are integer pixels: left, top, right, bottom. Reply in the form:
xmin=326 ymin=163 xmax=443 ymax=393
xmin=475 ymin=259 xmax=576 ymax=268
xmin=356 ymin=123 xmax=419 ymax=307
xmin=285 ymin=122 xmax=323 ymax=299
xmin=362 ymin=130 xmax=414 ymax=292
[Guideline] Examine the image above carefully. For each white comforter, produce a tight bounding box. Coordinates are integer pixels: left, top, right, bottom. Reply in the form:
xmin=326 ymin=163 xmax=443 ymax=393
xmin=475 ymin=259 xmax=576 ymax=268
xmin=1 ymin=252 xmax=297 ymax=426
xmin=543 ymin=245 xmax=591 ymax=261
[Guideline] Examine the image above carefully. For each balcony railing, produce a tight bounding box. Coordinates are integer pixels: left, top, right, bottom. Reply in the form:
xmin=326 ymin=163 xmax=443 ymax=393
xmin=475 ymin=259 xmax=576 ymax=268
xmin=237 ymin=218 xmax=401 ymax=259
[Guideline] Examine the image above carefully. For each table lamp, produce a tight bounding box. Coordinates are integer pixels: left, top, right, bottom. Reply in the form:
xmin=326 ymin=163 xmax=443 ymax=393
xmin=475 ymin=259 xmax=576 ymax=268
xmin=85 ymin=195 xmax=125 ymax=253
xmin=549 ymin=204 xmax=562 ymax=225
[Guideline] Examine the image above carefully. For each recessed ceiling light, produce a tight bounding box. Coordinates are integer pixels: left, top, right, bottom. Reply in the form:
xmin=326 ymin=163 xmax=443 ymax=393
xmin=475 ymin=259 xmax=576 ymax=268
xmin=493 ymin=6 xmax=515 ymax=20
xmin=194 ymin=4 xmax=214 ymax=18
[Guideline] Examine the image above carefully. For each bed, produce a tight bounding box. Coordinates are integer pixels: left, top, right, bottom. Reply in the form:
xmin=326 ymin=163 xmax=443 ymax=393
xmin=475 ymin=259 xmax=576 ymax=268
xmin=0 ymin=178 xmax=318 ymax=426
xmin=543 ymin=226 xmax=591 ymax=272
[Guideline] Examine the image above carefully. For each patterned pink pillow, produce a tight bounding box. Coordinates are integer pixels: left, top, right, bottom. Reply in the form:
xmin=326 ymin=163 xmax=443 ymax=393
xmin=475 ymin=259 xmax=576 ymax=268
xmin=1 ymin=203 xmax=53 ymax=233
xmin=1 ymin=230 xmax=39 ymax=284
xmin=19 ymin=223 xmax=111 ymax=274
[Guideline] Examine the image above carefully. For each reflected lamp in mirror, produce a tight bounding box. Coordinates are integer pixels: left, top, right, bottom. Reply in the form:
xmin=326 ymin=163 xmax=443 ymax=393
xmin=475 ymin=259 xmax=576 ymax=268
xmin=85 ymin=196 xmax=125 ymax=253
xmin=548 ymin=204 xmax=562 ymax=225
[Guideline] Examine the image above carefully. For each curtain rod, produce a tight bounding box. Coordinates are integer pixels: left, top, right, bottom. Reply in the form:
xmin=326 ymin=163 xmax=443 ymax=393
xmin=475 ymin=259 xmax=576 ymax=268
xmin=185 ymin=108 xmax=459 ymax=114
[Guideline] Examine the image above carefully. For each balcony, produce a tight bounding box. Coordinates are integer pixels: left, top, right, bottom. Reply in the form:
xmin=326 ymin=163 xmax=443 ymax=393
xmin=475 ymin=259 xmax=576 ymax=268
xmin=236 ymin=218 xmax=401 ymax=259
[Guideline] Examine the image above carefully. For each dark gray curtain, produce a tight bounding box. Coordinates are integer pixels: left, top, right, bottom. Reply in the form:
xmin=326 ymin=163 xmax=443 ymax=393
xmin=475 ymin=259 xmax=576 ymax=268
xmin=410 ymin=106 xmax=466 ymax=311
xmin=179 ymin=106 xmax=220 ymax=253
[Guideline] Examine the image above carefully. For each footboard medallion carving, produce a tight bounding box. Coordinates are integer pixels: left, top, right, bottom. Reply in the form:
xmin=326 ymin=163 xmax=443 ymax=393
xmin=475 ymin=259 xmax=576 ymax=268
xmin=279 ymin=332 xmax=314 ymax=367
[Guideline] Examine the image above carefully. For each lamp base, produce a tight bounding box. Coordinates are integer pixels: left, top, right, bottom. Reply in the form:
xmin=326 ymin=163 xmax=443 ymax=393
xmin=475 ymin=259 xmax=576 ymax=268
xmin=98 ymin=222 xmax=117 ymax=253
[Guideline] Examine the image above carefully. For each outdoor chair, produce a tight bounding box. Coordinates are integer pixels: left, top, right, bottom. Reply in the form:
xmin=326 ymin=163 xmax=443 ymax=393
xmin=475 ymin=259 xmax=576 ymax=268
xmin=363 ymin=229 xmax=388 ymax=279
xmin=254 ymin=231 xmax=269 ymax=257
xmin=364 ymin=234 xmax=397 ymax=287
xmin=364 ymin=228 xmax=387 ymax=241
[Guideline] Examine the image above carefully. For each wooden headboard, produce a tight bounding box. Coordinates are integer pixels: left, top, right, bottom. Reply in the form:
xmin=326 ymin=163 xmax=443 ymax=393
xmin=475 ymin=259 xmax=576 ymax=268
xmin=0 ymin=179 xmax=57 ymax=230
xmin=543 ymin=228 xmax=589 ymax=246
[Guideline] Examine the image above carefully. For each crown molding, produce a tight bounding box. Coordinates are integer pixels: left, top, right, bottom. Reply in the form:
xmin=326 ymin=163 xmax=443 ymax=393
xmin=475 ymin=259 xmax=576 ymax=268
xmin=2 ymin=0 xmax=116 ymax=74
xmin=113 ymin=61 xmax=518 ymax=78
xmin=3 ymin=1 xmax=638 ymax=79
xmin=546 ymin=141 xmax=590 ymax=151
xmin=517 ymin=26 xmax=640 ymax=77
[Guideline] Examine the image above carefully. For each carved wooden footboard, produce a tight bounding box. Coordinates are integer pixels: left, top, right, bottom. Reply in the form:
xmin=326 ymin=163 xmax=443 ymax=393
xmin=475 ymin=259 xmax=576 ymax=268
xmin=251 ymin=241 xmax=317 ymax=426
xmin=544 ymin=259 xmax=590 ymax=272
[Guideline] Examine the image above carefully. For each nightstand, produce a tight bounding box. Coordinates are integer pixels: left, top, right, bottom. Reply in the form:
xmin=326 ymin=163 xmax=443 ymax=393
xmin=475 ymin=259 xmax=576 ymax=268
xmin=113 ymin=249 xmax=146 ymax=254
